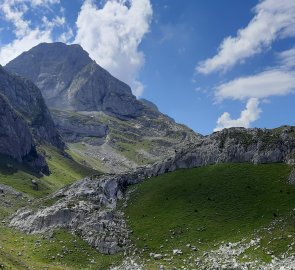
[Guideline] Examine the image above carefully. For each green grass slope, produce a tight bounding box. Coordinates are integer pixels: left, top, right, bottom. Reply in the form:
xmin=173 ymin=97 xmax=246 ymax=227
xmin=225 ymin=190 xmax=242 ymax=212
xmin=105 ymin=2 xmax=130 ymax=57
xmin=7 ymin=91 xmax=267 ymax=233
xmin=126 ymin=163 xmax=295 ymax=268
xmin=0 ymin=227 xmax=121 ymax=270
xmin=0 ymin=146 xmax=98 ymax=198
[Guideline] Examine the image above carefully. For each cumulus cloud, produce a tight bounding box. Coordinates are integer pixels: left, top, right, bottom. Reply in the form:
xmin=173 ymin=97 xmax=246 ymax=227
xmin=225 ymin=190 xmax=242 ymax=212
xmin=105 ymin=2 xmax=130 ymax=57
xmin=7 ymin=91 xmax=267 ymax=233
xmin=215 ymin=69 xmax=295 ymax=101
xmin=214 ymin=98 xmax=262 ymax=131
xmin=212 ymin=68 xmax=295 ymax=131
xmin=1 ymin=0 xmax=31 ymax=37
xmin=0 ymin=30 xmax=52 ymax=65
xmin=74 ymin=0 xmax=153 ymax=97
xmin=196 ymin=0 xmax=295 ymax=75
xmin=0 ymin=0 xmax=68 ymax=65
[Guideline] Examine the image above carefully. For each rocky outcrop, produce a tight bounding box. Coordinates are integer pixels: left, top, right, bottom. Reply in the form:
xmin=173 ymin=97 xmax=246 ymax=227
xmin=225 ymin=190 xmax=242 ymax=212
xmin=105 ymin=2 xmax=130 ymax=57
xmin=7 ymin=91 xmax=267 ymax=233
xmin=151 ymin=126 xmax=295 ymax=174
xmin=66 ymin=61 xmax=143 ymax=118
xmin=5 ymin=42 xmax=143 ymax=119
xmin=51 ymin=110 xmax=108 ymax=143
xmin=9 ymin=126 xmax=295 ymax=253
xmin=139 ymin=99 xmax=159 ymax=112
xmin=10 ymin=174 xmax=131 ymax=254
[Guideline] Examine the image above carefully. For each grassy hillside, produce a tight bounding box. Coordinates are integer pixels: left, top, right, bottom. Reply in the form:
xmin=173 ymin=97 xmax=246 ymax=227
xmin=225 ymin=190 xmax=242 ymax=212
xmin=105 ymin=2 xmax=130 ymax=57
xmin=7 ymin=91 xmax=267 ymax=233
xmin=0 ymin=227 xmax=121 ymax=270
xmin=0 ymin=146 xmax=98 ymax=198
xmin=126 ymin=163 xmax=295 ymax=269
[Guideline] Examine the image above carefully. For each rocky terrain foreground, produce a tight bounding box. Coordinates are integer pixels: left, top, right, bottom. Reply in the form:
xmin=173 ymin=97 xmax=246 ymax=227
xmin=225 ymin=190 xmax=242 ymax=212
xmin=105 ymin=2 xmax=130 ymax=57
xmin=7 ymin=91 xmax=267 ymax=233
xmin=8 ymin=126 xmax=295 ymax=269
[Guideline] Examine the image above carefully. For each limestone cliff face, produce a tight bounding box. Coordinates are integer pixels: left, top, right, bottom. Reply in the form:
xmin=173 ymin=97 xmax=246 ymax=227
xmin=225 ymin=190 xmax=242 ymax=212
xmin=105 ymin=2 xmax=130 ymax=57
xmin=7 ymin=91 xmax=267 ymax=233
xmin=66 ymin=61 xmax=143 ymax=118
xmin=0 ymin=66 xmax=64 ymax=172
xmin=0 ymin=94 xmax=33 ymax=161
xmin=0 ymin=66 xmax=64 ymax=149
xmin=5 ymin=42 xmax=143 ymax=119
xmin=0 ymin=94 xmax=48 ymax=173
xmin=150 ymin=126 xmax=295 ymax=174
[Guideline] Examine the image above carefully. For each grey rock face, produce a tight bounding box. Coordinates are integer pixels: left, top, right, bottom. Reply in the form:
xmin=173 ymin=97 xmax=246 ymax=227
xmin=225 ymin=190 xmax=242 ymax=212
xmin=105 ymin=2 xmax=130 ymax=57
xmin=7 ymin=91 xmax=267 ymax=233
xmin=139 ymin=99 xmax=159 ymax=112
xmin=289 ymin=168 xmax=295 ymax=184
xmin=0 ymin=94 xmax=33 ymax=161
xmin=51 ymin=110 xmax=108 ymax=143
xmin=67 ymin=62 xmax=143 ymax=118
xmin=148 ymin=127 xmax=295 ymax=176
xmin=10 ymin=174 xmax=131 ymax=254
xmin=5 ymin=42 xmax=143 ymax=119
xmin=0 ymin=66 xmax=64 ymax=149
xmin=0 ymin=94 xmax=49 ymax=173
xmin=0 ymin=66 xmax=64 ymax=172
xmin=5 ymin=42 xmax=91 ymax=105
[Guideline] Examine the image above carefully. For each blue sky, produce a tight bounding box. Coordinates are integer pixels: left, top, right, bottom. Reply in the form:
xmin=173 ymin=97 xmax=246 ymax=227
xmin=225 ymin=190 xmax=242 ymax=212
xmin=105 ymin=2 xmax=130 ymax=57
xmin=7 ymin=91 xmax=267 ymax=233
xmin=0 ymin=0 xmax=295 ymax=134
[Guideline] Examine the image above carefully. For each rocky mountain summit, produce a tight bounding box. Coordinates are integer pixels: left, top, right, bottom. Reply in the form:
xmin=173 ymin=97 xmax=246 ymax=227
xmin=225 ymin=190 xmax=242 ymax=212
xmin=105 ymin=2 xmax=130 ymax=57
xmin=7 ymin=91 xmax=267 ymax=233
xmin=0 ymin=66 xmax=64 ymax=173
xmin=5 ymin=42 xmax=143 ymax=119
xmin=10 ymin=126 xmax=295 ymax=255
xmin=5 ymin=42 xmax=200 ymax=172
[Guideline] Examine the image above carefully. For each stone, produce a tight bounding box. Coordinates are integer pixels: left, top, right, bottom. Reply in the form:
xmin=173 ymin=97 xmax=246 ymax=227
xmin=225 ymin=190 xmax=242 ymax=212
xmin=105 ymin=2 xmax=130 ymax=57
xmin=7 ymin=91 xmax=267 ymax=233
xmin=153 ymin=254 xmax=163 ymax=260
xmin=173 ymin=249 xmax=183 ymax=255
xmin=289 ymin=168 xmax=295 ymax=184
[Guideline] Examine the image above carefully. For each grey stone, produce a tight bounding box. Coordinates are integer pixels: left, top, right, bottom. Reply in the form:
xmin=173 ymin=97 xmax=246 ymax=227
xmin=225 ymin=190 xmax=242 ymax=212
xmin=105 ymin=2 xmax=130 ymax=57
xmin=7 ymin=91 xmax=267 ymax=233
xmin=289 ymin=168 xmax=295 ymax=184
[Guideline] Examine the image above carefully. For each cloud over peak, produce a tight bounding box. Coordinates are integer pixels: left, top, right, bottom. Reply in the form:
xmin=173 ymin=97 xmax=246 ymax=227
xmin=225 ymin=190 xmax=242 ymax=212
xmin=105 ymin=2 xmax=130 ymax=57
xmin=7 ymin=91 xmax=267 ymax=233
xmin=74 ymin=0 xmax=153 ymax=97
xmin=0 ymin=0 xmax=66 ymax=65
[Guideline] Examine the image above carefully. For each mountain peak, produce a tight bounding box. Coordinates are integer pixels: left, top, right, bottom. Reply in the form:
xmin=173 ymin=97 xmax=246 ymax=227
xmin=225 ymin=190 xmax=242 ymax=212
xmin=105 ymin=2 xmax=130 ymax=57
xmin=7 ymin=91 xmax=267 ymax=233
xmin=5 ymin=42 xmax=145 ymax=118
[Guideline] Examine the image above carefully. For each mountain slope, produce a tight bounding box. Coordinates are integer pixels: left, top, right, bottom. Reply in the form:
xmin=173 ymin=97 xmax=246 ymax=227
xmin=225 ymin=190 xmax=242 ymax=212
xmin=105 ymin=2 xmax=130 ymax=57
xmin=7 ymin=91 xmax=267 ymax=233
xmin=5 ymin=42 xmax=200 ymax=172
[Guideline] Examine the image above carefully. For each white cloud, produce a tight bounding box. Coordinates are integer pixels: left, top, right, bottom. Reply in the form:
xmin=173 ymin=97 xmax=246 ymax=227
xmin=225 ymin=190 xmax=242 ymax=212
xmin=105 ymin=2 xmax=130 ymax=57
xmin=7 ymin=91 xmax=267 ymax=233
xmin=215 ymin=69 xmax=295 ymax=101
xmin=58 ymin=26 xmax=74 ymax=43
xmin=0 ymin=0 xmax=69 ymax=65
xmin=30 ymin=0 xmax=60 ymax=7
xmin=74 ymin=0 xmax=153 ymax=97
xmin=1 ymin=0 xmax=31 ymax=37
xmin=0 ymin=30 xmax=52 ymax=65
xmin=197 ymin=0 xmax=295 ymax=75
xmin=214 ymin=98 xmax=261 ymax=131
xmin=277 ymin=47 xmax=295 ymax=68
